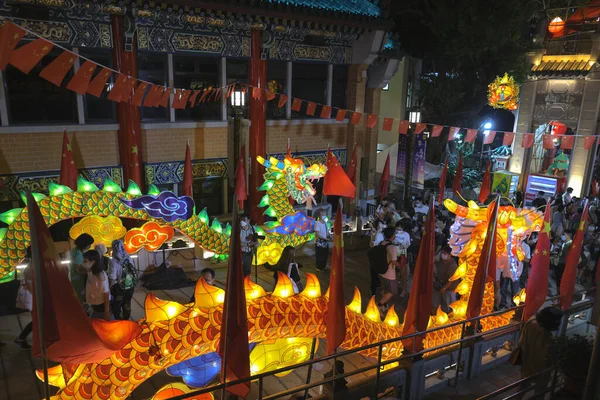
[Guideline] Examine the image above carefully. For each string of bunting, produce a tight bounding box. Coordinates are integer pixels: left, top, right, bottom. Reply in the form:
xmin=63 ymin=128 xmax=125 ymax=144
xmin=0 ymin=20 xmax=598 ymax=152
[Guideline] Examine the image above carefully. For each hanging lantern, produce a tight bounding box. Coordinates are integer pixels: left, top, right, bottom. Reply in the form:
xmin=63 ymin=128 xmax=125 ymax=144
xmin=548 ymin=17 xmax=565 ymax=36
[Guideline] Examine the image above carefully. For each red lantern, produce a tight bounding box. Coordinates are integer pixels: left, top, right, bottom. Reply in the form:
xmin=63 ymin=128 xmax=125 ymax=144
xmin=548 ymin=17 xmax=565 ymax=37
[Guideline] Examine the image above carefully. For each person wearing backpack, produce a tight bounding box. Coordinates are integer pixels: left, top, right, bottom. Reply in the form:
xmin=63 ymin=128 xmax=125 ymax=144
xmin=368 ymin=227 xmax=401 ymax=314
xmin=109 ymin=240 xmax=137 ymax=320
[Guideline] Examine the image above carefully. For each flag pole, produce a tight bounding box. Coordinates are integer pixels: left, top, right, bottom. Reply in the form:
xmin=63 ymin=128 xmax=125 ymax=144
xmin=27 ymin=192 xmax=50 ymax=400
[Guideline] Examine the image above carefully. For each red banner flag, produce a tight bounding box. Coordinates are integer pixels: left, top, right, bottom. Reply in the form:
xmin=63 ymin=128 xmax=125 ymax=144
xmin=218 ymin=202 xmax=251 ymax=398
xmin=503 ymin=132 xmax=515 ymax=146
xmin=379 ymin=153 xmax=390 ymax=199
xmin=182 ymin=141 xmax=193 ymax=197
xmin=542 ymin=135 xmax=555 ymax=149
xmin=266 ymin=91 xmax=276 ymax=101
xmin=522 ymin=133 xmax=534 ymax=148
xmin=172 ymin=89 xmax=192 ymax=109
xmin=129 ymin=131 xmax=142 ymax=187
xmin=584 ymin=136 xmax=597 ymax=150
xmin=278 ymin=94 xmax=288 ymax=108
xmin=106 ymin=73 xmax=129 ymax=102
xmin=382 ymin=118 xmax=393 ymax=131
xmin=402 ymin=201 xmax=435 ymax=352
xmin=39 ymin=50 xmax=77 ymax=87
xmin=346 ymin=144 xmax=358 ymax=188
xmin=366 ymin=114 xmax=378 ymax=128
xmin=452 ymin=152 xmax=463 ymax=194
xmin=291 ymin=98 xmax=302 ymax=112
xmin=326 ymin=198 xmax=347 ymax=355
xmin=398 ymin=120 xmax=409 ymax=135
xmin=415 ymin=123 xmax=426 ymax=134
xmin=130 ymin=82 xmax=149 ymax=107
xmin=306 ymin=101 xmax=317 ymax=116
xmin=336 ymin=109 xmax=347 ymax=121
xmin=0 ymin=21 xmax=26 ymax=70
xmin=87 ymin=68 xmax=111 ymax=98
xmin=188 ymin=89 xmax=201 ymax=107
xmin=484 ymin=131 xmax=496 ymax=145
xmin=158 ymin=87 xmax=172 ymax=108
xmin=59 ymin=130 xmax=77 ymax=191
xmin=560 ymin=136 xmax=575 ymax=150
xmin=523 ymin=202 xmax=552 ymax=321
xmin=323 ymin=148 xmax=356 ymax=198
xmin=10 ymin=38 xmax=53 ymax=74
xmin=561 ymin=200 xmax=589 ymax=310
xmin=478 ymin=161 xmax=491 ymax=203
xmin=350 ymin=112 xmax=362 ymax=125
xmin=320 ymin=105 xmax=331 ymax=119
xmin=431 ymin=125 xmax=444 ymax=137
xmin=465 ymin=129 xmax=477 ymax=143
xmin=466 ymin=200 xmax=499 ymax=321
xmin=252 ymin=86 xmax=262 ymax=100
xmin=438 ymin=158 xmax=448 ymax=204
xmin=235 ymin=146 xmax=247 ymax=210
xmin=66 ymin=60 xmax=97 ymax=95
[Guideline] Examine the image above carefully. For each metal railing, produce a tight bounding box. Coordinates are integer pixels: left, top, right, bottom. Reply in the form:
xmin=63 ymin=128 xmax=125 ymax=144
xmin=163 ymin=289 xmax=594 ymax=400
xmin=477 ymin=367 xmax=559 ymax=400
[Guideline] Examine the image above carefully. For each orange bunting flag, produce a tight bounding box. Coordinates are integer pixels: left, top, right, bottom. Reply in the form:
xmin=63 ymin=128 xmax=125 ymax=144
xmin=60 ymin=130 xmax=77 ymax=191
xmin=366 ymin=114 xmax=378 ymax=128
xmin=560 ymin=135 xmax=575 ymax=150
xmin=306 ymin=101 xmax=317 ymax=116
xmin=542 ymin=135 xmax=555 ymax=149
xmin=142 ymin=85 xmax=159 ymax=107
xmin=0 ymin=21 xmax=26 ymax=70
xmin=251 ymin=86 xmax=262 ymax=100
xmin=346 ymin=144 xmax=358 ymax=188
xmin=478 ymin=161 xmax=491 ymax=203
xmin=438 ymin=158 xmax=448 ymax=204
xmin=379 ymin=153 xmax=390 ymax=199
xmin=320 ymin=105 xmax=331 ymax=119
xmin=382 ymin=117 xmax=393 ymax=131
xmin=130 ymin=82 xmax=149 ymax=107
xmin=431 ymin=125 xmax=444 ymax=137
xmin=415 ymin=123 xmax=426 ymax=134
xmin=466 ymin=200 xmax=499 ymax=321
xmin=67 ymin=60 xmax=97 ymax=95
xmin=39 ymin=50 xmax=77 ymax=87
xmin=398 ymin=120 xmax=409 ymax=134
xmin=323 ymin=148 xmax=356 ymax=198
xmin=452 ymin=152 xmax=463 ymax=194
xmin=522 ymin=133 xmax=534 ymax=148
xmin=465 ymin=129 xmax=478 ymax=143
xmin=291 ymin=98 xmax=302 ymax=112
xmin=449 ymin=127 xmax=461 ymax=141
xmin=350 ymin=112 xmax=362 ymax=125
xmin=106 ymin=73 xmax=129 ymax=102
xmin=584 ymin=136 xmax=597 ymax=150
xmin=484 ymin=131 xmax=496 ymax=145
xmin=172 ymin=89 xmax=192 ymax=109
xmin=326 ymin=198 xmax=346 ymax=355
xmin=503 ymin=132 xmax=515 ymax=146
xmin=182 ymin=141 xmax=193 ymax=197
xmin=188 ymin=89 xmax=201 ymax=107
xmin=87 ymin=68 xmax=111 ymax=98
xmin=278 ymin=94 xmax=288 ymax=108
xmin=402 ymin=201 xmax=435 ymax=353
xmin=10 ymin=38 xmax=53 ymax=74
xmin=158 ymin=87 xmax=172 ymax=108
xmin=266 ymin=91 xmax=276 ymax=101
xmin=335 ymin=109 xmax=347 ymax=121
xmin=523 ymin=202 xmax=552 ymax=321
xmin=235 ymin=146 xmax=247 ymax=210
xmin=560 ymin=200 xmax=589 ymax=310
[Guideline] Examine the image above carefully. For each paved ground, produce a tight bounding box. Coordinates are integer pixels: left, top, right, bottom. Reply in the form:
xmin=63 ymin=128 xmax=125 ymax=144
xmin=0 ymin=239 xmax=555 ymax=400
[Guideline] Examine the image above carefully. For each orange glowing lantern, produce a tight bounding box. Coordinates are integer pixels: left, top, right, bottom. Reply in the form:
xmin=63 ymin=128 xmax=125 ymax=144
xmin=548 ymin=17 xmax=565 ymax=34
xmin=152 ymin=382 xmax=213 ymax=400
xmin=124 ymin=221 xmax=174 ymax=253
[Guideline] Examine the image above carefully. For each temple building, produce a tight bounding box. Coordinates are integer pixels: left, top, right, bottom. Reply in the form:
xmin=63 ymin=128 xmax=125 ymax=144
xmin=0 ymin=0 xmax=399 ymax=223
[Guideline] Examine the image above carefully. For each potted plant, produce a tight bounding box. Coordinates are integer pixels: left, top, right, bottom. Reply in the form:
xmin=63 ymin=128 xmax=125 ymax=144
xmin=550 ymin=334 xmax=593 ymax=395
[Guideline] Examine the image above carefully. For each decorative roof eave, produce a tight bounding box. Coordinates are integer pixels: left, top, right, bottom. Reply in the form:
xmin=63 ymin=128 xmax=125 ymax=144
xmin=529 ymin=54 xmax=595 ymax=78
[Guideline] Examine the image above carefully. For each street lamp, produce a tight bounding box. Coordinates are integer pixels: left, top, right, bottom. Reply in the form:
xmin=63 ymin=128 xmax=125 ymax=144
xmin=230 ymin=88 xmax=245 ymax=108
xmin=409 ymin=109 xmax=421 ymax=124
xmin=480 ymin=121 xmax=493 ymax=171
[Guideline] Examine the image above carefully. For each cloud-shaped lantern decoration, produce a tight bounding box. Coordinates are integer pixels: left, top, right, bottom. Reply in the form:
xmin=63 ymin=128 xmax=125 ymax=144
xmin=166 ymin=352 xmax=221 ymax=388
xmin=121 ymin=192 xmax=194 ymax=222
xmin=69 ymin=215 xmax=126 ymax=248
xmin=124 ymin=222 xmax=175 ymax=254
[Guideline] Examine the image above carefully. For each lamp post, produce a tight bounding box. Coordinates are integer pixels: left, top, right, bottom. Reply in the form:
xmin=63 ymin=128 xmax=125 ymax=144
xmin=480 ymin=121 xmax=493 ymax=171
xmin=404 ymin=108 xmax=421 ymax=207
xmin=228 ymin=85 xmax=246 ymax=189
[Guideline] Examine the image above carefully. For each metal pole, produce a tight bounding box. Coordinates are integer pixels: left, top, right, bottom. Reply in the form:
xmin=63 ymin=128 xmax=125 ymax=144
xmin=451 ymin=321 xmax=467 ymax=388
xmin=258 ymin=376 xmax=263 ymax=400
xmin=27 ymin=192 xmax=50 ymax=400
xmin=302 ymin=337 xmax=318 ymax=400
xmin=583 ymin=317 xmax=600 ymax=400
xmin=374 ymin=343 xmax=383 ymax=398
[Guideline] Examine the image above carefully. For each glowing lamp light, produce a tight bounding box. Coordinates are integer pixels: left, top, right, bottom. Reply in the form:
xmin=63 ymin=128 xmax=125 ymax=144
xmin=102 ymin=178 xmax=122 ymax=193
xmin=483 ymin=121 xmax=493 ymax=130
xmin=230 ymin=89 xmax=245 ymax=107
xmin=365 ymin=297 xmax=381 ymax=322
xmin=513 ymin=288 xmax=526 ymax=306
xmin=348 ymin=287 xmax=362 ymax=313
xmin=384 ymin=306 xmax=399 ymax=326
xmin=216 ymin=292 xmax=225 ymax=304
xmin=434 ymin=307 xmax=449 ymax=325
xmin=409 ymin=109 xmax=421 ymax=124
xmin=272 ymin=272 xmax=294 ymax=298
xmin=48 ymin=182 xmax=72 ymax=196
xmin=126 ymin=180 xmax=142 ymax=196
xmin=77 ymin=176 xmax=99 ymax=192
xmin=301 ymin=273 xmax=321 ymax=298
xmin=0 ymin=208 xmax=22 ymax=225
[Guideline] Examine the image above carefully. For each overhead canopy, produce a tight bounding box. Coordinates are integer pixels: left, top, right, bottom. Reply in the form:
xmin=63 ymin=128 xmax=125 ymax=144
xmin=376 ymin=142 xmax=444 ymax=181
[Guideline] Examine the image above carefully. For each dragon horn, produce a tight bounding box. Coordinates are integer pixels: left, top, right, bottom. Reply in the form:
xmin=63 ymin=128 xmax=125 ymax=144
xmin=443 ymin=198 xmax=487 ymax=221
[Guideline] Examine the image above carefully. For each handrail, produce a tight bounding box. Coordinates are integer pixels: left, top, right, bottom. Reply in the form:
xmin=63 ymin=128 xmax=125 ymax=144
xmin=162 ymin=288 xmax=593 ymax=400
xmin=476 ymin=367 xmax=557 ymax=400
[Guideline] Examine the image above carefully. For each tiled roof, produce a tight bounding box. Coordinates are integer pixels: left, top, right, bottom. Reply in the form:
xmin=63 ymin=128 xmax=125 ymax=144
xmin=530 ymin=54 xmax=595 ymax=77
xmin=261 ymin=0 xmax=382 ymax=17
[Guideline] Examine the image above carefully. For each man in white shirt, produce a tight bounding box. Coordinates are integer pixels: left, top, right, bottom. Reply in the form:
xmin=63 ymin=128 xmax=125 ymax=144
xmin=240 ymin=213 xmax=257 ymax=277
xmin=562 ymin=187 xmax=573 ymax=205
xmin=500 ymin=239 xmax=530 ymax=308
xmin=413 ymin=198 xmax=429 ymax=215
xmin=377 ymin=227 xmax=402 ymax=313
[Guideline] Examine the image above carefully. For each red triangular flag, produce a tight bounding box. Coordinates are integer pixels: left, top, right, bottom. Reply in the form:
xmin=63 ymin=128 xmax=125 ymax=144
xmin=465 ymin=129 xmax=478 ymax=143
xmin=398 ymin=120 xmax=409 ymax=135
xmin=502 ymin=132 xmax=515 ymax=146
xmin=182 ymin=141 xmax=193 ymax=197
xmin=10 ymin=38 xmax=53 ymax=74
xmin=335 ymin=109 xmax=347 ymax=121
xmin=484 ymin=131 xmax=496 ymax=145
xmin=560 ymin=200 xmax=589 ymax=310
xmin=522 ymin=133 xmax=534 ymax=148
xmin=523 ymin=202 xmax=552 ymax=321
xmin=584 ymin=136 xmax=597 ymax=150
xmin=452 ymin=152 xmax=463 ymax=194
xmin=478 ymin=161 xmax=491 ymax=203
xmin=366 ymin=114 xmax=378 ymax=128
xmin=466 ymin=200 xmax=499 ymax=320
xmin=278 ymin=94 xmax=288 ymax=108
xmin=323 ymin=149 xmax=356 ymax=198
xmin=28 ymin=193 xmax=141 ymax=364
xmin=0 ymin=21 xmax=26 ymax=70
xmin=306 ymin=101 xmax=317 ymax=116
xmin=402 ymin=201 xmax=435 ymax=352
xmin=346 ymin=144 xmax=358 ymax=187
xmin=291 ymin=98 xmax=302 ymax=112
xmin=350 ymin=112 xmax=362 ymax=125
xmin=326 ymin=198 xmax=346 ymax=355
xmin=130 ymin=81 xmax=149 ymax=107
xmin=87 ymin=68 xmax=112 ymax=98
xmin=217 ymin=202 xmax=251 ymax=398
xmin=382 ymin=118 xmax=393 ymax=131
xmin=320 ymin=105 xmax=332 ymax=119
xmin=438 ymin=158 xmax=448 ymax=204
xmin=560 ymin=136 xmax=575 ymax=150
xmin=415 ymin=123 xmax=426 ymax=134
xmin=39 ymin=50 xmax=77 ymax=87
xmin=59 ymin=130 xmax=77 ymax=191
xmin=235 ymin=146 xmax=247 ymax=210
xmin=67 ymin=60 xmax=97 ymax=95
xmin=542 ymin=135 xmax=555 ymax=149
xmin=431 ymin=125 xmax=444 ymax=137
xmin=379 ymin=154 xmax=390 ymax=199
xmin=449 ymin=127 xmax=461 ymax=141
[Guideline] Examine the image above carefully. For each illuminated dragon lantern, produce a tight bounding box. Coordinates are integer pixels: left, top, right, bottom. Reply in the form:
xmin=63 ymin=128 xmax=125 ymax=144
xmin=443 ymin=199 xmax=543 ymax=331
